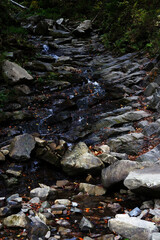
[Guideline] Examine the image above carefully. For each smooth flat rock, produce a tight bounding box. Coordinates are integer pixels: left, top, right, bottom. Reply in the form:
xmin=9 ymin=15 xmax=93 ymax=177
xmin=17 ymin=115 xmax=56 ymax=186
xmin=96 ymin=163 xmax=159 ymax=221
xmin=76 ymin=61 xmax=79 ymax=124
xmin=124 ymin=165 xmax=160 ymax=196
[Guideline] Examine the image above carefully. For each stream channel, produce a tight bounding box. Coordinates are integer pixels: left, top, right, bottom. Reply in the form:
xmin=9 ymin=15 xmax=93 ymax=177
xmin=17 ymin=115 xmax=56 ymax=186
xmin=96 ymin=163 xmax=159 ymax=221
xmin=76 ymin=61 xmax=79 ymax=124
xmin=0 ymin=18 xmax=159 ymax=239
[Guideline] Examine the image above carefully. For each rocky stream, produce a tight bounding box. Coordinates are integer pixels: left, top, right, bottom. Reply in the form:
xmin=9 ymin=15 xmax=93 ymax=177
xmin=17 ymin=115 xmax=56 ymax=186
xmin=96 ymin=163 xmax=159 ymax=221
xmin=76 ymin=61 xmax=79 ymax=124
xmin=1 ymin=17 xmax=160 ymax=240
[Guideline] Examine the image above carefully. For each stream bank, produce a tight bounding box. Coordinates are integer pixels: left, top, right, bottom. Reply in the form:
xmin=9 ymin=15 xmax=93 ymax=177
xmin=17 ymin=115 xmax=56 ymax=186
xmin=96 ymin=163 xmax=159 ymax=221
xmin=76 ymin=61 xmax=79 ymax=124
xmin=0 ymin=17 xmax=160 ymax=240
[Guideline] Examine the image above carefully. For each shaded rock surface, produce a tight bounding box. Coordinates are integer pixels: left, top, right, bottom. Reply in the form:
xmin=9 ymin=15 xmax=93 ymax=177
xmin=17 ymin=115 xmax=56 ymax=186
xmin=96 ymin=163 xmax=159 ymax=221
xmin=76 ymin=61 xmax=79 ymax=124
xmin=9 ymin=133 xmax=36 ymax=161
xmin=2 ymin=60 xmax=33 ymax=84
xmin=101 ymin=160 xmax=142 ymax=188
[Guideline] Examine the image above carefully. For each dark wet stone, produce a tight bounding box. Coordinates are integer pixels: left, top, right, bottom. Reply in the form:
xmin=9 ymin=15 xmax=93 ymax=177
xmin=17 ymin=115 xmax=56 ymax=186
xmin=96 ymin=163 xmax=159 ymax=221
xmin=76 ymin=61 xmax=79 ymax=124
xmin=28 ymin=221 xmax=48 ymax=238
xmin=9 ymin=133 xmax=36 ymax=161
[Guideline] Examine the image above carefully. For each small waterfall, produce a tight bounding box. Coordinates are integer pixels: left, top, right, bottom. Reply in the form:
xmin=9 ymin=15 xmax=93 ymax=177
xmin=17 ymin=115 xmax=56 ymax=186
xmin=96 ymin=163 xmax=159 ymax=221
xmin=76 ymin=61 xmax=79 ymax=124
xmin=42 ymin=44 xmax=49 ymax=53
xmin=38 ymin=109 xmax=53 ymax=136
xmin=42 ymin=44 xmax=59 ymax=60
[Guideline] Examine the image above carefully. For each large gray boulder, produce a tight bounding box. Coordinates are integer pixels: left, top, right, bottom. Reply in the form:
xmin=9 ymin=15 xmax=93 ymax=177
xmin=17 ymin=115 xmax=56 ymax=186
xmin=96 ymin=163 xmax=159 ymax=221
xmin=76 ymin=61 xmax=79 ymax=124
xmin=9 ymin=134 xmax=36 ymax=161
xmin=102 ymin=160 xmax=142 ymax=188
xmin=2 ymin=60 xmax=33 ymax=84
xmin=61 ymin=142 xmax=104 ymax=176
xmin=109 ymin=214 xmax=158 ymax=240
xmin=124 ymin=165 xmax=160 ymax=196
xmin=108 ymin=133 xmax=144 ymax=155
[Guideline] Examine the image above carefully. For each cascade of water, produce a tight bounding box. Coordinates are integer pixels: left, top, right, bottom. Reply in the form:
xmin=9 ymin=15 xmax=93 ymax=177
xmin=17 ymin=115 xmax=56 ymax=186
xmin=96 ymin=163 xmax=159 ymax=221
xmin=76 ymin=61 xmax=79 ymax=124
xmin=38 ymin=109 xmax=53 ymax=136
xmin=42 ymin=44 xmax=59 ymax=60
xmin=42 ymin=44 xmax=49 ymax=53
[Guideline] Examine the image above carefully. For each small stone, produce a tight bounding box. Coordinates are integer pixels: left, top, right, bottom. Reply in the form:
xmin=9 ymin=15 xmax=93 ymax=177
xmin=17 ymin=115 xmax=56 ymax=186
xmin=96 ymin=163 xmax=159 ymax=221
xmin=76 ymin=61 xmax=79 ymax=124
xmin=70 ymin=207 xmax=82 ymax=214
xmin=56 ymin=180 xmax=69 ymax=187
xmin=58 ymin=226 xmax=71 ymax=235
xmin=98 ymin=145 xmax=110 ymax=153
xmin=0 ymin=223 xmax=3 ymax=230
xmin=28 ymin=220 xmax=49 ymax=238
xmin=6 ymin=163 xmax=23 ymax=177
xmin=79 ymin=183 xmax=106 ymax=196
xmin=79 ymin=216 xmax=94 ymax=231
xmin=54 ymin=199 xmax=71 ymax=206
xmin=51 ymin=204 xmax=66 ymax=211
xmin=5 ymin=177 xmax=18 ymax=187
xmin=140 ymin=200 xmax=154 ymax=210
xmin=45 ymin=231 xmax=51 ymax=239
xmin=72 ymin=202 xmax=78 ymax=207
xmin=56 ymin=219 xmax=70 ymax=226
xmin=129 ymin=207 xmax=141 ymax=217
xmin=137 ymin=210 xmax=149 ymax=219
xmin=7 ymin=193 xmax=20 ymax=203
xmin=41 ymin=201 xmax=50 ymax=209
xmin=52 ymin=210 xmax=62 ymax=215
xmin=107 ymin=203 xmax=122 ymax=213
xmin=154 ymin=199 xmax=160 ymax=209
xmin=30 ymin=187 xmax=50 ymax=201
xmin=152 ymin=215 xmax=160 ymax=222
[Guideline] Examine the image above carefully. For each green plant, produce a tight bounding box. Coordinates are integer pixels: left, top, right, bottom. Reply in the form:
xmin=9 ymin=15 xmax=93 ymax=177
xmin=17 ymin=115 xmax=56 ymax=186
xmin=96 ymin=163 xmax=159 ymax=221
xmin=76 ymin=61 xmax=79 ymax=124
xmin=2 ymin=26 xmax=27 ymax=35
